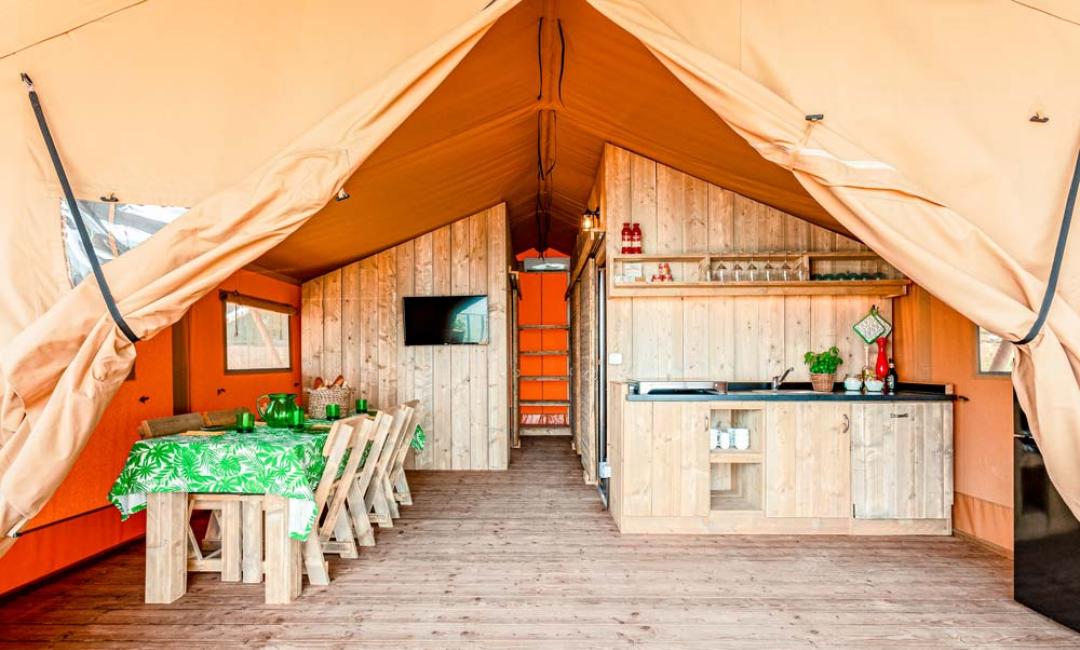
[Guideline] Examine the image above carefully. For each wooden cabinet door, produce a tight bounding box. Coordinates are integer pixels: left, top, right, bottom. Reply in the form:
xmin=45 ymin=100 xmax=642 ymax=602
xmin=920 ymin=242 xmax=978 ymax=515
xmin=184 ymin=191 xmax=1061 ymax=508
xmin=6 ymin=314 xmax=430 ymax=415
xmin=850 ymin=403 xmax=953 ymax=519
xmin=621 ymin=401 xmax=710 ymax=518
xmin=765 ymin=403 xmax=851 ymax=518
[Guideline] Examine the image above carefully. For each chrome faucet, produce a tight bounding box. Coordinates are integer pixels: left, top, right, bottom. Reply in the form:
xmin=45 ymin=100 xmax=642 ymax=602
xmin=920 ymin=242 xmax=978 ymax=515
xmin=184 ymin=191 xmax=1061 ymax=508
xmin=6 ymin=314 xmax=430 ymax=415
xmin=771 ymin=367 xmax=795 ymax=391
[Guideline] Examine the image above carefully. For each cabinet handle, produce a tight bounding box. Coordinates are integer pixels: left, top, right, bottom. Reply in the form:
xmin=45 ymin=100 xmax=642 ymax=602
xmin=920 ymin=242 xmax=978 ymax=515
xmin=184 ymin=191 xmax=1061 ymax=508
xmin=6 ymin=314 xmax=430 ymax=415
xmin=889 ymin=413 xmax=910 ymax=419
xmin=841 ymin=413 xmax=849 ymax=433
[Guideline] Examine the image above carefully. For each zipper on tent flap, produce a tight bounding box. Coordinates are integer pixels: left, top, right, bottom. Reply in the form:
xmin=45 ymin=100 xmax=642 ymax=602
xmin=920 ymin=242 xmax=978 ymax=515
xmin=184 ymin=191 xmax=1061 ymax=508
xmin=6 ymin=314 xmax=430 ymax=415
xmin=1015 ymin=147 xmax=1078 ymax=345
xmin=20 ymin=73 xmax=140 ymax=344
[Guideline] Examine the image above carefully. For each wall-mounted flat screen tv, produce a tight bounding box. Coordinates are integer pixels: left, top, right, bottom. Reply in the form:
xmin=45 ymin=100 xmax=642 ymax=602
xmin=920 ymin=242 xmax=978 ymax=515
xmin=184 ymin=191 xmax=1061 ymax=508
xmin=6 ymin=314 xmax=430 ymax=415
xmin=403 ymin=295 xmax=489 ymax=346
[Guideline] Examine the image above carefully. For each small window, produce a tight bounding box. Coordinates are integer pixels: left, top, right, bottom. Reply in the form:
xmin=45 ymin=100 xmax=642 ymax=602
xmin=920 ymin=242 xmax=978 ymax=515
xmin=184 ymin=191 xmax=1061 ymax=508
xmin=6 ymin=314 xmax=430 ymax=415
xmin=61 ymin=199 xmax=187 ymax=287
xmin=977 ymin=326 xmax=1015 ymax=374
xmin=223 ymin=293 xmax=294 ymax=373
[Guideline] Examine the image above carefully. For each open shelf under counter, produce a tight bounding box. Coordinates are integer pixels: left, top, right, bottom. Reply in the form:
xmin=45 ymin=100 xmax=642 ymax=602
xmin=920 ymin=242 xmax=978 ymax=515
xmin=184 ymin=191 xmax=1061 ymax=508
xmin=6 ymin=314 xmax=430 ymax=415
xmin=709 ymin=450 xmax=763 ymax=464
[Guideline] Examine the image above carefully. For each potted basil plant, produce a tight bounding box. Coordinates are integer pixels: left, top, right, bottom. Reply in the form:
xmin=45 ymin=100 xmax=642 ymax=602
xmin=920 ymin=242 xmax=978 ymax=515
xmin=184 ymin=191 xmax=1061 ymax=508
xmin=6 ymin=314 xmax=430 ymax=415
xmin=803 ymin=347 xmax=843 ymax=393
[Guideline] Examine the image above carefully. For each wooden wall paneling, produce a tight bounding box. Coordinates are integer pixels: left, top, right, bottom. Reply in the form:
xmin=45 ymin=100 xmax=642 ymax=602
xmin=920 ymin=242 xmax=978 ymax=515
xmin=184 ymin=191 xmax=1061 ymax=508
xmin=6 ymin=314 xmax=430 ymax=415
xmin=604 ymin=146 xmax=634 ymax=382
xmin=631 ymin=154 xmax=658 ymax=279
xmin=706 ymin=185 xmax=735 ymax=253
xmin=301 ymin=277 xmax=323 ymax=384
xmin=682 ymin=298 xmax=710 ymax=379
xmin=359 ymin=257 xmax=379 ymax=406
xmin=580 ymin=259 xmax=597 ymax=483
xmin=469 ymin=211 xmax=489 ymax=470
xmin=706 ymin=297 xmax=735 ymax=378
xmin=431 ymin=225 xmax=453 ymax=470
xmin=321 ymin=269 xmax=343 ymax=383
xmin=683 ymin=175 xmax=709 ymax=282
xmin=449 ymin=218 xmax=471 ymax=469
xmin=412 ymin=233 xmax=435 ymax=470
xmin=784 ymin=296 xmax=812 ymax=382
xmin=302 ymin=206 xmax=509 ymax=473
xmin=378 ymin=251 xmax=398 ymax=410
xmin=487 ymin=207 xmax=509 ymax=470
xmin=341 ymin=263 xmax=362 ymax=391
xmin=733 ymin=299 xmax=760 ymax=380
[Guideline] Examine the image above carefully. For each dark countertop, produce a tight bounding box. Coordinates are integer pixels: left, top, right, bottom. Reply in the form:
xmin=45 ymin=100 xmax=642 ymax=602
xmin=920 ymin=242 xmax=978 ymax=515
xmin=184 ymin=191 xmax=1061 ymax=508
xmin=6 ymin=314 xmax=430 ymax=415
xmin=626 ymin=381 xmax=955 ymax=403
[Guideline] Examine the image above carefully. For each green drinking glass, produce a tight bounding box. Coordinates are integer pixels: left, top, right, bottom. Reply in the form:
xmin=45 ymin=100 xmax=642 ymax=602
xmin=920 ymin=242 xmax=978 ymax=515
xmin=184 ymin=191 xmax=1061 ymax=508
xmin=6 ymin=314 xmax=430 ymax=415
xmin=288 ymin=408 xmax=305 ymax=430
xmin=325 ymin=403 xmax=341 ymax=420
xmin=355 ymin=398 xmax=368 ymax=415
xmin=236 ymin=411 xmax=255 ymax=433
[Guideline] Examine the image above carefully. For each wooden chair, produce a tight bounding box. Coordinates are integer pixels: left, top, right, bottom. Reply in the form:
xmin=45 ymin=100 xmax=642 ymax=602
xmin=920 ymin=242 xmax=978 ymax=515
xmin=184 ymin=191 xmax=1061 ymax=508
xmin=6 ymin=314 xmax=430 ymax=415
xmin=299 ymin=413 xmax=375 ymax=586
xmin=364 ymin=403 xmax=415 ymax=528
xmin=344 ymin=408 xmax=397 ymax=547
xmin=201 ymin=407 xmax=251 ymax=428
xmin=137 ymin=413 xmax=204 ymax=439
xmin=388 ymin=400 xmax=420 ymax=507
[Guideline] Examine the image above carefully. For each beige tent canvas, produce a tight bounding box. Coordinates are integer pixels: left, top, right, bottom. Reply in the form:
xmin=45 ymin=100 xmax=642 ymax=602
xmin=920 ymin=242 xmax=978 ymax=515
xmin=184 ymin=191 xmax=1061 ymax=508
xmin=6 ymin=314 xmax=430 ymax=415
xmin=0 ymin=0 xmax=1077 ymax=557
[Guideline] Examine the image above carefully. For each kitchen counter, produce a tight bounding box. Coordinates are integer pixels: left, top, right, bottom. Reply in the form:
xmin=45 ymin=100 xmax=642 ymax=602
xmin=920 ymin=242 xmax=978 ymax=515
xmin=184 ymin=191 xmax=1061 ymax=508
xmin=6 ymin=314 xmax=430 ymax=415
xmin=625 ymin=381 xmax=955 ymax=402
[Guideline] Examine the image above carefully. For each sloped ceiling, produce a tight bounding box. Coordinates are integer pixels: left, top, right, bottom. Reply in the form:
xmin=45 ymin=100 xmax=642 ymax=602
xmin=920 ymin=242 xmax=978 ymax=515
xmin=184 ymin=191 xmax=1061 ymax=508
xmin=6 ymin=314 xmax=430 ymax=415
xmin=256 ymin=0 xmax=837 ymax=280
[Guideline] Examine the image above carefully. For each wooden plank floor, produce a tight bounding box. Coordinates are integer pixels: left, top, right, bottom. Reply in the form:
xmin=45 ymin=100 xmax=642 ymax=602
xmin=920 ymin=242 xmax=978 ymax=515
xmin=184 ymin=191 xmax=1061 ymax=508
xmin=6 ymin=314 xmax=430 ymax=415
xmin=1 ymin=437 xmax=1076 ymax=649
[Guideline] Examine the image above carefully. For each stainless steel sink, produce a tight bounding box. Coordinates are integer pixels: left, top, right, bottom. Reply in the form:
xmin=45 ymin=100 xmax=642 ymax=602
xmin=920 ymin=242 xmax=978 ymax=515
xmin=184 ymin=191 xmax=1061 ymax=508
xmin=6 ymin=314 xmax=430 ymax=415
xmin=744 ymin=389 xmax=824 ymax=395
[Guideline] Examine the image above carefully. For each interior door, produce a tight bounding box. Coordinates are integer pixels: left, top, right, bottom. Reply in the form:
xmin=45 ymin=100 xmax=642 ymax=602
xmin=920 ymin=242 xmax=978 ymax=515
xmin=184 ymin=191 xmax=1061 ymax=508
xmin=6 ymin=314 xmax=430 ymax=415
xmin=765 ymin=402 xmax=851 ymax=518
xmin=850 ymin=403 xmax=949 ymax=519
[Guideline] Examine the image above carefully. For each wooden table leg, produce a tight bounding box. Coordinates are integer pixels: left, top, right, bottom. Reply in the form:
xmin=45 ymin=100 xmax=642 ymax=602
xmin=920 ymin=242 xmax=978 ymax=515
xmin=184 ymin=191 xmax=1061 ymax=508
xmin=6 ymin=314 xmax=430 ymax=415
xmin=145 ymin=491 xmax=188 ymax=603
xmin=263 ymin=495 xmax=300 ymax=604
xmin=241 ymin=499 xmax=263 ymax=584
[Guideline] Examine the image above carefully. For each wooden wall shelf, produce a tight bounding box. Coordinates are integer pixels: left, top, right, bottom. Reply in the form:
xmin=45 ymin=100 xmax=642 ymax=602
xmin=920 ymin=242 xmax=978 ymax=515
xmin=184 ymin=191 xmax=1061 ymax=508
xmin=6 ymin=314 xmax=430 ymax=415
xmin=611 ymin=279 xmax=910 ymax=298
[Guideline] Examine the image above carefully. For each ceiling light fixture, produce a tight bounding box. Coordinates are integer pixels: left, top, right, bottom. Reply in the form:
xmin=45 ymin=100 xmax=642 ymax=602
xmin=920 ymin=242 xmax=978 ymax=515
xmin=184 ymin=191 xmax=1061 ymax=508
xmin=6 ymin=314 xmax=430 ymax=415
xmin=335 ymin=188 xmax=350 ymax=202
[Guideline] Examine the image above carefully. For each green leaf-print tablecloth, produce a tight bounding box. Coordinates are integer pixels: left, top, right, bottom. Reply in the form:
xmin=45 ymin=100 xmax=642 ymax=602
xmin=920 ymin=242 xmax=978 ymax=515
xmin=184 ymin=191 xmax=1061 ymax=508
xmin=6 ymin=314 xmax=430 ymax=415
xmin=108 ymin=427 xmax=328 ymax=540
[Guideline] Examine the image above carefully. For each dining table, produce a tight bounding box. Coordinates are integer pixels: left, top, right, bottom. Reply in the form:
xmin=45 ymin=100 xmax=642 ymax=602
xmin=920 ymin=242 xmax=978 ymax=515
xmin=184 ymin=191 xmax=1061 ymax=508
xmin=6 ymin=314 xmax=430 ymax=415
xmin=108 ymin=422 xmax=337 ymax=604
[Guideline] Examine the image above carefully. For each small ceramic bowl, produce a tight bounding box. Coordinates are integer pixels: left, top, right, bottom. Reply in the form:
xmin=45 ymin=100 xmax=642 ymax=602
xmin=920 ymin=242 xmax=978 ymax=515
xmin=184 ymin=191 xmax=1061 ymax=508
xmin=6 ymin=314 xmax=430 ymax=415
xmin=843 ymin=376 xmax=863 ymax=392
xmin=865 ymin=378 xmax=885 ymax=393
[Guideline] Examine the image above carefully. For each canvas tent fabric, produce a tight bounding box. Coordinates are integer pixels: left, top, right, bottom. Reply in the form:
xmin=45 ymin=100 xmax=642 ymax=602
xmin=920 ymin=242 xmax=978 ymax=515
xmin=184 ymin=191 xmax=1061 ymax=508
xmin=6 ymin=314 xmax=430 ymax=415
xmin=0 ymin=0 xmax=1078 ymax=552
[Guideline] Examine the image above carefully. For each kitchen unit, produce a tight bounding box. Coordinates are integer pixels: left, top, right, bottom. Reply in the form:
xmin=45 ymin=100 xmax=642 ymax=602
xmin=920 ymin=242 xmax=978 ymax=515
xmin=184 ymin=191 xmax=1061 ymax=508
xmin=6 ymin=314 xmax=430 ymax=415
xmin=607 ymin=381 xmax=954 ymax=535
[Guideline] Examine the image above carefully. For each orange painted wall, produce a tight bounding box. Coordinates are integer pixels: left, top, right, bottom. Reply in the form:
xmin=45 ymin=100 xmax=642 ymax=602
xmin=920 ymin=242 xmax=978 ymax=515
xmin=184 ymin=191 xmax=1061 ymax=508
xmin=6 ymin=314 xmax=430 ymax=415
xmin=0 ymin=329 xmax=173 ymax=595
xmin=0 ymin=270 xmax=300 ymax=596
xmin=894 ymin=286 xmax=1014 ymax=551
xmin=185 ymin=270 xmax=302 ymax=414
xmin=517 ymin=249 xmax=570 ymax=425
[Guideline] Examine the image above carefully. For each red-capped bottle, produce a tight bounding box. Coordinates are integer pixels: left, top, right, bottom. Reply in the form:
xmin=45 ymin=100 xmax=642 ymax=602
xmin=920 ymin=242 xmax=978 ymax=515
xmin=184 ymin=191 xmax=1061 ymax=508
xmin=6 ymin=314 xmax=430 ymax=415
xmin=621 ymin=222 xmax=632 ymax=254
xmin=631 ymin=222 xmax=643 ymax=254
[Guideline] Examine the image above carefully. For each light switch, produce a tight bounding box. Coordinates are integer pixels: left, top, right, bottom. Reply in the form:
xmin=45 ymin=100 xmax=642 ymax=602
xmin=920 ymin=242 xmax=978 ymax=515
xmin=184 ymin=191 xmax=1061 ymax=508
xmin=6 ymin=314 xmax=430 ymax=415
xmin=608 ymin=352 xmax=623 ymax=365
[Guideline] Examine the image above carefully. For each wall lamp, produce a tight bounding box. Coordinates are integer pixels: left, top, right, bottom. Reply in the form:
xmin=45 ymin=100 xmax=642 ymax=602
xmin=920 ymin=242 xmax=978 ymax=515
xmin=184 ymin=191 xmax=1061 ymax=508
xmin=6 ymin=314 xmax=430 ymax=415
xmin=582 ymin=207 xmax=602 ymax=233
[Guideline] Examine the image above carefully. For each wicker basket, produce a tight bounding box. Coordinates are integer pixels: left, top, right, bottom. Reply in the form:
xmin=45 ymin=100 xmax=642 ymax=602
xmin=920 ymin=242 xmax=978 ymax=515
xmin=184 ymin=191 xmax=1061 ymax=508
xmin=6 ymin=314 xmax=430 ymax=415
xmin=810 ymin=373 xmax=836 ymax=393
xmin=305 ymin=386 xmax=354 ymax=419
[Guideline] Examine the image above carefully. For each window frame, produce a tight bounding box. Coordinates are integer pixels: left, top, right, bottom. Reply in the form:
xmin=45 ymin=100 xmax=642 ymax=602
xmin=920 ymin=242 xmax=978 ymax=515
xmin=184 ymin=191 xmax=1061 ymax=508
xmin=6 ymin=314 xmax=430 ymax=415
xmin=975 ymin=324 xmax=1015 ymax=376
xmin=220 ymin=291 xmax=296 ymax=375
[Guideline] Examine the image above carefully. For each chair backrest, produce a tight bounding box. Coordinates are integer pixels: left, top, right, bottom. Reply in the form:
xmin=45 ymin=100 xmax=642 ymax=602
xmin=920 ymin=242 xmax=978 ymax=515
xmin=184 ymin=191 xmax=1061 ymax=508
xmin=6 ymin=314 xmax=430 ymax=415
xmin=390 ymin=400 xmax=421 ymax=473
xmin=312 ymin=414 xmax=372 ymax=539
xmin=351 ymin=408 xmax=397 ymax=497
xmin=374 ymin=403 xmax=415 ymax=476
xmin=319 ymin=412 xmax=393 ymax=539
xmin=201 ymin=407 xmax=251 ymax=428
xmin=137 ymin=413 xmax=205 ymax=439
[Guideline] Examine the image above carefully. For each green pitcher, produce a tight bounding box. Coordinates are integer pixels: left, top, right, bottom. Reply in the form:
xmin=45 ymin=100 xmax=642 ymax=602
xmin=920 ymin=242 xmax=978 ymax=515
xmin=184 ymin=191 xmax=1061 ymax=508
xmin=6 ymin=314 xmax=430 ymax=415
xmin=256 ymin=393 xmax=300 ymax=428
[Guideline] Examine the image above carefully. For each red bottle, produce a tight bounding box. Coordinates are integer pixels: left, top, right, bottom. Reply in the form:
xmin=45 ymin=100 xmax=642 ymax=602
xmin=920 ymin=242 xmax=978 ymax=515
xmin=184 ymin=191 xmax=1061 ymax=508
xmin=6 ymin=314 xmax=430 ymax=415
xmin=631 ymin=223 xmax=643 ymax=254
xmin=621 ymin=222 xmax=632 ymax=254
xmin=874 ymin=337 xmax=889 ymax=380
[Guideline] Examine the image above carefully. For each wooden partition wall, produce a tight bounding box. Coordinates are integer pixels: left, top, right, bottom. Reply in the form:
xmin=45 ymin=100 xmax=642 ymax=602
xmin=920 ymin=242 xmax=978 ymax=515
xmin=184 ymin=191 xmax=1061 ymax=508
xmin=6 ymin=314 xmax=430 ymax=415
xmin=301 ymin=204 xmax=512 ymax=470
xmin=598 ymin=145 xmax=896 ymax=384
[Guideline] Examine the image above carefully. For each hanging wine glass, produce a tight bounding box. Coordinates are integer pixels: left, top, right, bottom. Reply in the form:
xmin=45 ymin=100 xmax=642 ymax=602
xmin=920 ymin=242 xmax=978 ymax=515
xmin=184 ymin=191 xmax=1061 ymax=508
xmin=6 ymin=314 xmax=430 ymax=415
xmin=731 ymin=259 xmax=744 ymax=282
xmin=715 ymin=261 xmax=728 ymax=283
xmin=780 ymin=256 xmax=792 ymax=281
xmin=763 ymin=258 xmax=774 ymax=282
xmin=746 ymin=257 xmax=758 ymax=282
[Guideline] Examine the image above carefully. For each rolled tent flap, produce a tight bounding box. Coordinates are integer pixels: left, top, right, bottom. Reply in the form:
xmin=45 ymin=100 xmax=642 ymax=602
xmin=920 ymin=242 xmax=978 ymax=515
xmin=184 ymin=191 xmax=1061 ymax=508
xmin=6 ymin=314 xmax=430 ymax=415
xmin=0 ymin=0 xmax=520 ymax=542
xmin=588 ymin=0 xmax=1080 ymax=516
